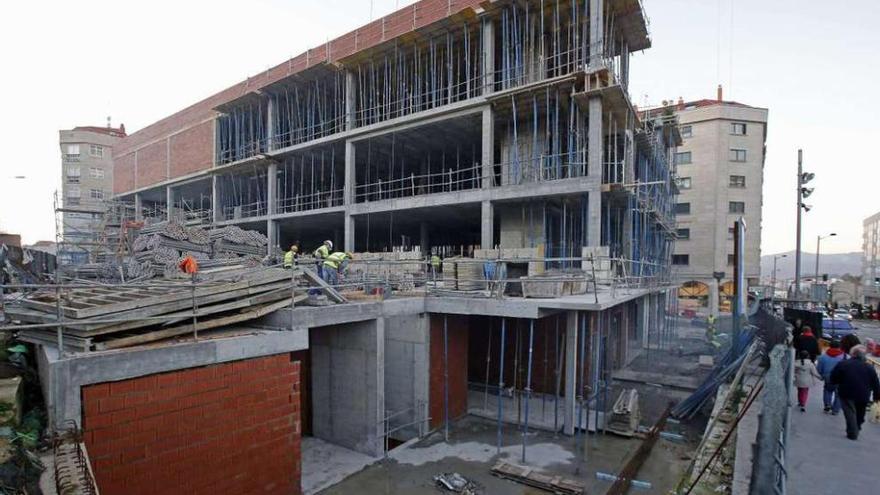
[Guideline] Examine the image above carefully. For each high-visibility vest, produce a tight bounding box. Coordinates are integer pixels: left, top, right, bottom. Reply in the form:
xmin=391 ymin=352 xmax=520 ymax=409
xmin=323 ymin=252 xmax=348 ymax=270
xmin=431 ymin=255 xmax=441 ymax=269
xmin=283 ymin=250 xmax=295 ymax=267
xmin=314 ymin=245 xmax=330 ymax=259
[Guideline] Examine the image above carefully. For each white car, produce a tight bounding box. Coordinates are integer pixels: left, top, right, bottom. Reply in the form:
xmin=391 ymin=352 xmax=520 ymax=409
xmin=830 ymin=309 xmax=853 ymax=321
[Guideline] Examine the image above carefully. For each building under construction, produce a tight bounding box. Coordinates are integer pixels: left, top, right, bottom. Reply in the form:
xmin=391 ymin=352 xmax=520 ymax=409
xmin=12 ymin=1 xmax=693 ymax=494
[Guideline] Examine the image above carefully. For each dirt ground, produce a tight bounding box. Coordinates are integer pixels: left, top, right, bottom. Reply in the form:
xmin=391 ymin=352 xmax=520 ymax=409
xmin=318 ymin=415 xmax=696 ymax=494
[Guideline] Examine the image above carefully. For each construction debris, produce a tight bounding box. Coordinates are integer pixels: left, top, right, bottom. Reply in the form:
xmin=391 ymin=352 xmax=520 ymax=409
xmin=606 ymin=389 xmax=641 ymax=437
xmin=491 ymin=461 xmax=584 ymax=494
xmin=604 ymin=404 xmax=673 ymax=495
xmin=434 ymin=472 xmax=480 ymax=494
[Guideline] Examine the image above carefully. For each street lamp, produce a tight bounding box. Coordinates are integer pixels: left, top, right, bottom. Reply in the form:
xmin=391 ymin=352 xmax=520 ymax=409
xmin=815 ymin=233 xmax=837 ymax=281
xmin=772 ymin=254 xmax=787 ymax=290
xmin=794 ymin=149 xmax=816 ymax=298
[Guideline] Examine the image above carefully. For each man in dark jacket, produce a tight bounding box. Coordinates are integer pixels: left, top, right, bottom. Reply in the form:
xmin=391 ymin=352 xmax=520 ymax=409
xmin=794 ymin=326 xmax=820 ymax=362
xmin=830 ymin=345 xmax=880 ymax=440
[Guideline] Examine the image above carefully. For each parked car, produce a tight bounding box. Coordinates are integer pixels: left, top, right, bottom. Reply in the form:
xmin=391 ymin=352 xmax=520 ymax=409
xmin=831 ymin=309 xmax=853 ymax=321
xmin=822 ymin=318 xmax=858 ymax=340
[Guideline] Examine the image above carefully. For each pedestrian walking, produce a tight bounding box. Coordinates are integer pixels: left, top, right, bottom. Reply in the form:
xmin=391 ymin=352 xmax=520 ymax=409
xmin=830 ymin=345 xmax=880 ymax=440
xmin=816 ymin=340 xmax=845 ymax=414
xmin=794 ymin=350 xmax=822 ymax=412
xmin=794 ymin=326 xmax=820 ymax=362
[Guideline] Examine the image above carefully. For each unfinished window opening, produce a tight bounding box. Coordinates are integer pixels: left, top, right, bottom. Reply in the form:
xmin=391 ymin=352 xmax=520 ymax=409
xmin=268 ymin=68 xmax=346 ymax=150
xmin=277 ymin=143 xmax=345 ymax=214
xmin=353 ymin=204 xmax=481 ymax=254
xmin=354 ymin=115 xmax=482 ymax=204
xmin=216 ymin=168 xmax=268 ymax=220
xmin=216 ymin=99 xmax=269 ymax=165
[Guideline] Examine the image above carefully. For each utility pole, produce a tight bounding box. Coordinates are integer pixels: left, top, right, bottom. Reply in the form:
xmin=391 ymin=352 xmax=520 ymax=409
xmin=794 ymin=149 xmax=815 ymax=299
xmin=815 ymin=233 xmax=837 ymax=281
xmin=771 ymin=254 xmax=787 ymax=297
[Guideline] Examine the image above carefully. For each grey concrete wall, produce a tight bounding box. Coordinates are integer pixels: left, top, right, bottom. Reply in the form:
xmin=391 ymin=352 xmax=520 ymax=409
xmin=383 ymin=313 xmax=430 ymax=440
xmin=310 ymin=318 xmax=385 ymax=456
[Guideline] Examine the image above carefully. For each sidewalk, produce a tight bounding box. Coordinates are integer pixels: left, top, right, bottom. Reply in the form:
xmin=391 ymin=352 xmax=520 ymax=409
xmin=788 ymin=381 xmax=879 ymax=494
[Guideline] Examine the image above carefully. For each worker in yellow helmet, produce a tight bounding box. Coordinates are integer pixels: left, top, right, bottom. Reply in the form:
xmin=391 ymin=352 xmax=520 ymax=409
xmin=283 ymin=244 xmax=299 ymax=269
xmin=322 ymin=251 xmax=352 ymax=286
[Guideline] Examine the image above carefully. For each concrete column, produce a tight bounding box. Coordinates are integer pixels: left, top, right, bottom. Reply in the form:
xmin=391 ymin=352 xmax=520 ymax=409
xmin=134 ymin=193 xmax=143 ymax=221
xmin=564 ymin=310 xmax=579 ymax=436
xmin=709 ymin=278 xmax=720 ymax=318
xmin=589 ymin=0 xmax=605 ymax=66
xmin=481 ymin=200 xmax=494 ymax=250
xmin=266 ymin=96 xmax=276 ymax=150
xmin=374 ymin=316 xmax=386 ymax=456
xmin=481 ymin=106 xmax=494 ymax=189
xmin=344 ymin=140 xmax=356 ymax=252
xmin=345 ymin=70 xmax=356 ymax=131
xmin=166 ymin=186 xmax=173 ymax=222
xmin=481 ymin=18 xmax=495 ymax=93
xmin=267 ymin=162 xmax=278 ymax=216
xmin=212 ymin=175 xmax=221 ymax=223
xmin=587 ymin=96 xmax=603 ymax=246
xmin=344 ymin=215 xmax=355 ymax=252
xmin=267 ymin=219 xmax=278 ymax=256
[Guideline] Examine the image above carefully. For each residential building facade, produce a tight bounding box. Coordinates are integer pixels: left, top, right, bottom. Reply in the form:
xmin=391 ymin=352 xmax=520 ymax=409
xmin=58 ymin=125 xmax=125 ymax=264
xmin=667 ymin=91 xmax=768 ymax=314
xmin=864 ymin=211 xmax=880 ymax=307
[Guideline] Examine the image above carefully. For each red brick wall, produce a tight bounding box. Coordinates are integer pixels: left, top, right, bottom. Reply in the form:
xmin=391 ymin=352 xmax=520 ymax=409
xmin=113 ymin=153 xmax=136 ymax=194
xmin=113 ymin=0 xmax=485 ymax=196
xmin=135 ymin=141 xmax=168 ymax=189
xmin=82 ymin=354 xmax=302 ymax=495
xmin=429 ymin=314 xmax=468 ymax=430
xmin=170 ymin=121 xmax=214 ymax=178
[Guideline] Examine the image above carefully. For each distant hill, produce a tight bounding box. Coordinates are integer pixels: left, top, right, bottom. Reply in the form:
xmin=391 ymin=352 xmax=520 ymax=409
xmin=760 ymin=251 xmax=863 ymax=280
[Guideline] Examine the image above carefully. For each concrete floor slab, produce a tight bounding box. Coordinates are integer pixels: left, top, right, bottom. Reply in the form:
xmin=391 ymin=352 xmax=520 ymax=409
xmin=318 ymin=415 xmax=695 ymax=494
xmin=301 ymin=437 xmax=380 ymax=495
xmin=787 ymin=380 xmax=879 ymax=495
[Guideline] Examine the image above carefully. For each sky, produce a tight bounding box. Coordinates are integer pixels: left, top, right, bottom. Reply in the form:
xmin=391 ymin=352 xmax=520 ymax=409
xmin=0 ymin=0 xmax=877 ymax=255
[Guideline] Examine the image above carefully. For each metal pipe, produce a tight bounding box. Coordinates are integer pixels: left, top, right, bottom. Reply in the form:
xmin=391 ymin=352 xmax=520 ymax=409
xmin=497 ymin=317 xmax=507 ymax=454
xmin=522 ymin=318 xmax=535 ymax=463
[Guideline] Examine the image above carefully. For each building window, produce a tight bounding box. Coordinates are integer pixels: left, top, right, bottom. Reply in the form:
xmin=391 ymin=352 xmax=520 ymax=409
xmin=89 ymin=144 xmax=104 ymax=157
xmin=675 ymin=202 xmax=691 ymax=215
xmin=677 ymin=228 xmax=691 ymax=240
xmin=66 ymin=197 xmax=80 ymax=206
xmin=731 ymin=123 xmax=747 ymax=135
xmin=729 ymin=201 xmax=745 ymax=214
xmin=90 ymin=189 xmax=105 ymax=200
xmin=729 ymin=149 xmax=747 ymax=162
xmin=678 ymin=177 xmax=692 ymax=190
xmin=675 ymin=151 xmax=692 ymax=165
xmin=728 ymin=227 xmax=735 ymax=239
xmin=89 ymin=167 xmax=105 ymax=179
xmin=672 ymin=255 xmax=690 ymax=265
xmin=728 ymin=254 xmax=736 ymax=265
xmin=66 ymin=166 xmax=80 ymax=184
xmin=680 ymin=125 xmax=692 ymax=138
xmin=64 ymin=144 xmax=80 ymax=161
xmin=729 ymin=175 xmax=746 ymax=188
xmin=67 ymin=186 xmax=80 ymax=198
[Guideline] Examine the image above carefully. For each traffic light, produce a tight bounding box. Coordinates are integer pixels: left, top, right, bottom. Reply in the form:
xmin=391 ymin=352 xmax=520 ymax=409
xmin=801 ymin=187 xmax=814 ymax=198
xmin=800 ymin=172 xmax=815 ymax=184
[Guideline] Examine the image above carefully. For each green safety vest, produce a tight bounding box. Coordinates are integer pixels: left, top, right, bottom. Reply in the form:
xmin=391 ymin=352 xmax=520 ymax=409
xmin=323 ymin=252 xmax=348 ymax=270
xmin=314 ymin=245 xmax=330 ymax=259
xmin=431 ymin=255 xmax=441 ymax=268
xmin=283 ymin=250 xmax=295 ymax=267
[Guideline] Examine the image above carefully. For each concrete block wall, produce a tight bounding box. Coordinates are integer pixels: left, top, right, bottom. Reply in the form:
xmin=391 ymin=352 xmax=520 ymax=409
xmin=81 ymin=354 xmax=301 ymax=495
xmin=310 ymin=319 xmax=385 ymax=456
xmin=384 ymin=314 xmax=430 ymax=440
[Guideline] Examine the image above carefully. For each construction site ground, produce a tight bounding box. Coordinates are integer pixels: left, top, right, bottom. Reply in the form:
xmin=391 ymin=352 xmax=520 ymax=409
xmin=318 ymin=415 xmax=696 ymax=494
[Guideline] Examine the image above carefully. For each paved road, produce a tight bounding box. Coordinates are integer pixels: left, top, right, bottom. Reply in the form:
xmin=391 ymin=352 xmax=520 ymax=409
xmin=787 ymin=367 xmax=879 ymax=494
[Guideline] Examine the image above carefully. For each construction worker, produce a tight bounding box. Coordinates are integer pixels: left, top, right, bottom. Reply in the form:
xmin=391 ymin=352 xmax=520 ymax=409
xmin=431 ymin=253 xmax=442 ymax=276
xmin=706 ymin=314 xmax=720 ymax=350
xmin=322 ymin=251 xmax=352 ymax=286
xmin=313 ymin=240 xmax=333 ymax=277
xmin=283 ymin=245 xmax=299 ymax=269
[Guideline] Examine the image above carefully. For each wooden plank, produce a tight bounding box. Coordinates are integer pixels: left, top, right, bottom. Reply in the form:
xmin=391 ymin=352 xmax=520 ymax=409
xmin=301 ymin=268 xmax=347 ymax=303
xmin=491 ymin=461 xmax=584 ymax=494
xmin=95 ymin=298 xmax=300 ymax=350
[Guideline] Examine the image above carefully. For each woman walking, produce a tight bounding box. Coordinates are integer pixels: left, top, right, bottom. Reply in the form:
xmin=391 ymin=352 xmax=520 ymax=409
xmin=794 ymin=350 xmax=822 ymax=412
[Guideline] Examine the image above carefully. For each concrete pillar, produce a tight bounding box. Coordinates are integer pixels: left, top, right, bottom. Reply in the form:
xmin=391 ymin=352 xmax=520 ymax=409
xmin=481 ymin=18 xmax=495 ymax=93
xmin=344 ymin=215 xmax=355 ymax=252
xmin=481 ymin=106 xmax=494 ymax=189
xmin=266 ymin=162 xmax=278 ymax=256
xmin=481 ymin=200 xmax=494 ymax=250
xmin=166 ymin=186 xmax=173 ymax=222
xmin=344 ymin=140 xmax=356 ymax=252
xmin=589 ymin=0 xmax=605 ymax=67
xmin=587 ymin=96 xmax=603 ymax=246
xmin=345 ymin=70 xmax=356 ymax=131
xmin=564 ymin=310 xmax=579 ymax=436
xmin=134 ymin=193 xmax=143 ymax=221
xmin=267 ymin=219 xmax=279 ymax=256
xmin=709 ymin=278 xmax=720 ymax=317
xmin=374 ymin=316 xmax=386 ymax=456
xmin=266 ymin=96 xmax=276 ymax=150
xmin=212 ymin=175 xmax=221 ymax=223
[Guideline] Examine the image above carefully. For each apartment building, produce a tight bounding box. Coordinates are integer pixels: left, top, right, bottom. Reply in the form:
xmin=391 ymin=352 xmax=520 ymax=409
xmin=864 ymin=211 xmax=880 ymax=307
xmin=666 ymin=90 xmax=768 ymax=314
xmin=58 ymin=125 xmax=126 ymax=264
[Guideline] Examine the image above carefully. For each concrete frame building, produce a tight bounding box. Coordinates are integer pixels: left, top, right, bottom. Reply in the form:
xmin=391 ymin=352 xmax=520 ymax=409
xmin=863 ymin=211 xmax=880 ymax=307
xmin=37 ymin=2 xmax=682 ymax=494
xmin=58 ymin=125 xmax=126 ymax=265
xmin=662 ymin=92 xmax=768 ymax=314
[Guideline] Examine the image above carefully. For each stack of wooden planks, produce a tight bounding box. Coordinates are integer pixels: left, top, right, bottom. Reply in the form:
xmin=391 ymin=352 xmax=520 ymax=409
xmin=491 ymin=461 xmax=584 ymax=494
xmin=5 ymin=266 xmax=316 ymax=352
